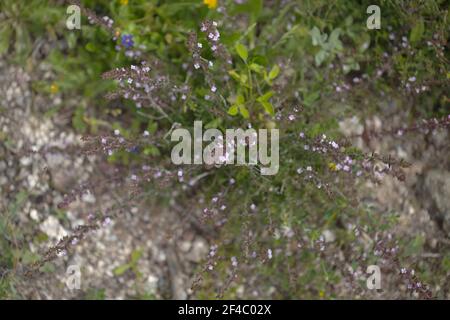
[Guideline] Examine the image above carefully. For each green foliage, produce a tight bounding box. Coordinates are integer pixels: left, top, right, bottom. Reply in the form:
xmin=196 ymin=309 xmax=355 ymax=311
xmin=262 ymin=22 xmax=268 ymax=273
xmin=84 ymin=288 xmax=106 ymax=300
xmin=310 ymin=26 xmax=343 ymax=66
xmin=113 ymin=249 xmax=143 ymax=278
xmin=0 ymin=191 xmax=29 ymax=299
xmin=0 ymin=0 xmax=62 ymax=61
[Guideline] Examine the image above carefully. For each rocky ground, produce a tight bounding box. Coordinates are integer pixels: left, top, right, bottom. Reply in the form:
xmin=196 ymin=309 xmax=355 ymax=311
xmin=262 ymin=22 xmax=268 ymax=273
xmin=1 ymin=58 xmax=449 ymax=299
xmin=341 ymin=113 xmax=450 ymax=298
xmin=0 ymin=60 xmax=209 ymax=299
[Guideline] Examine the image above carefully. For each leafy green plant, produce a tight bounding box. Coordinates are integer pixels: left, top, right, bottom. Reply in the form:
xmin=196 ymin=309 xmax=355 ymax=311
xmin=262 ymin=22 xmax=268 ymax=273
xmin=1 ymin=0 xmax=449 ymax=300
xmin=113 ymin=249 xmax=143 ymax=278
xmin=309 ymin=26 xmax=343 ymax=66
xmin=226 ymin=42 xmax=280 ymax=118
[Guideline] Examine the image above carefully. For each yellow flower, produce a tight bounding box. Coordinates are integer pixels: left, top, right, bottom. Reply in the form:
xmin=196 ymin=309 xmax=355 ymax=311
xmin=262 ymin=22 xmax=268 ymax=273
xmin=328 ymin=162 xmax=337 ymax=171
xmin=319 ymin=291 xmax=325 ymax=298
xmin=203 ymin=0 xmax=218 ymax=9
xmin=120 ymin=0 xmax=128 ymax=5
xmin=50 ymin=83 xmax=59 ymax=94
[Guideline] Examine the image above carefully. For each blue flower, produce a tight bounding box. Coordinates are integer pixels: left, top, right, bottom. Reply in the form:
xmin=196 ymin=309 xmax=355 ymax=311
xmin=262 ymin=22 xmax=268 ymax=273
xmin=127 ymin=146 xmax=140 ymax=154
xmin=121 ymin=34 xmax=134 ymax=49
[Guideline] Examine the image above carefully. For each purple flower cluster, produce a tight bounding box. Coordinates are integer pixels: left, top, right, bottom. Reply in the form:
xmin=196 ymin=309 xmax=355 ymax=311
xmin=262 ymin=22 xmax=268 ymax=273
xmin=121 ymin=34 xmax=134 ymax=49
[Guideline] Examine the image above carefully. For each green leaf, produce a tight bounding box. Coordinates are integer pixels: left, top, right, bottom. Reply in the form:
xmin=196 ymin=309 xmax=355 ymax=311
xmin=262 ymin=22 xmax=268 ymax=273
xmin=268 ymin=65 xmax=280 ymax=80
xmin=259 ymin=101 xmax=274 ymax=116
xmin=85 ymin=42 xmax=97 ymax=53
xmin=310 ymin=26 xmax=327 ymax=46
xmin=67 ymin=32 xmax=77 ymax=50
xmin=72 ymin=106 xmax=87 ymax=133
xmin=235 ymin=43 xmax=248 ymax=62
xmin=0 ymin=25 xmax=12 ymax=55
xmin=147 ymin=121 xmax=158 ymax=134
xmin=85 ymin=288 xmax=106 ymax=300
xmin=249 ymin=63 xmax=264 ymax=74
xmin=205 ymin=118 xmax=222 ymax=129
xmin=228 ymin=70 xmax=242 ymax=82
xmin=409 ymin=18 xmax=424 ymax=44
xmin=227 ymin=105 xmax=239 ymax=116
xmin=328 ymin=28 xmax=342 ymax=50
xmin=228 ymin=71 xmax=249 ymax=87
xmin=310 ymin=27 xmax=322 ymax=46
xmin=21 ymin=250 xmax=40 ymax=265
xmin=113 ymin=264 xmax=131 ymax=276
xmin=342 ymin=58 xmax=360 ymax=74
xmin=236 ymin=94 xmax=245 ymax=105
xmin=8 ymin=190 xmax=28 ymax=214
xmin=239 ymin=105 xmax=250 ymax=119
xmin=40 ymin=262 xmax=56 ymax=273
xmin=303 ymin=91 xmax=320 ymax=106
xmin=257 ymin=91 xmax=274 ymax=102
xmin=232 ymin=0 xmax=263 ymax=20
xmin=239 ymin=73 xmax=249 ymax=85
xmin=248 ymin=0 xmax=263 ymax=19
xmin=131 ymin=249 xmax=143 ymax=264
xmin=143 ymin=145 xmax=160 ymax=156
xmin=314 ymin=50 xmax=327 ymax=66
xmin=14 ymin=26 xmax=31 ymax=60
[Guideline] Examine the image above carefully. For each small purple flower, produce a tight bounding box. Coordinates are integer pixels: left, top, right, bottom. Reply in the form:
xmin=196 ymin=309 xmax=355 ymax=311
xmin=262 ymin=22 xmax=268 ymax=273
xmin=121 ymin=34 xmax=134 ymax=49
xmin=57 ymin=249 xmax=67 ymax=257
xmin=102 ymin=216 xmax=112 ymax=227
